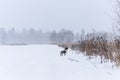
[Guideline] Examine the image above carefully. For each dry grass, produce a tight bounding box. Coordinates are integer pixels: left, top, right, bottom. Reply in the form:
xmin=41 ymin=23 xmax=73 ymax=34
xmin=58 ymin=34 xmax=120 ymax=67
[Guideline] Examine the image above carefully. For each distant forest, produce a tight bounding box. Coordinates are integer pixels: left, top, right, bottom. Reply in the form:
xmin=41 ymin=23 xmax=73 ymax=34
xmin=0 ymin=28 xmax=77 ymax=45
xmin=0 ymin=27 xmax=116 ymax=45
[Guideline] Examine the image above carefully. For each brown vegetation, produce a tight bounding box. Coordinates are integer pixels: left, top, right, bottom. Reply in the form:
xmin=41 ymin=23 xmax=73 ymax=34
xmin=58 ymin=32 xmax=120 ymax=67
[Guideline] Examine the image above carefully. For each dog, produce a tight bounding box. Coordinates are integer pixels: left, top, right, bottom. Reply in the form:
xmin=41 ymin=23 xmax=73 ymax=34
xmin=60 ymin=47 xmax=68 ymax=56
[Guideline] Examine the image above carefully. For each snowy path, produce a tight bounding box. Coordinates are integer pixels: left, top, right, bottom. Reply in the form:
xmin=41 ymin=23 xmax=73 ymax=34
xmin=0 ymin=45 xmax=119 ymax=80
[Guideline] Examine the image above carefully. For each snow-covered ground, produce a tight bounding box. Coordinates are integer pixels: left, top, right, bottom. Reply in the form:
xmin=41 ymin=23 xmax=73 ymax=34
xmin=0 ymin=45 xmax=119 ymax=80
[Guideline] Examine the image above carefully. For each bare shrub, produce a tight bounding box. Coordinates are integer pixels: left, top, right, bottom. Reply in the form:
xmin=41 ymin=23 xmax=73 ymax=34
xmin=58 ymin=31 xmax=120 ymax=67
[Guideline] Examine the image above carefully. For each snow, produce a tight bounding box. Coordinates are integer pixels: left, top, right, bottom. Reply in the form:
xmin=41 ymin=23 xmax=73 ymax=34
xmin=0 ymin=45 xmax=119 ymax=80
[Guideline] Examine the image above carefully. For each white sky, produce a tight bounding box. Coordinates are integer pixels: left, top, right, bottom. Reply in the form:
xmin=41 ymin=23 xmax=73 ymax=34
xmin=0 ymin=0 xmax=117 ymax=32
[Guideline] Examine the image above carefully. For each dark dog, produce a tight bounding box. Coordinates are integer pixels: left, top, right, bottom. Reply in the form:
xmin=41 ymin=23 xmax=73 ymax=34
xmin=60 ymin=47 xmax=68 ymax=56
xmin=60 ymin=50 xmax=67 ymax=56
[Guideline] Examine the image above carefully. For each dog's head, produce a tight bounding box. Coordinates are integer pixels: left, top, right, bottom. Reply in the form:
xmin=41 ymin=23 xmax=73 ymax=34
xmin=65 ymin=47 xmax=68 ymax=50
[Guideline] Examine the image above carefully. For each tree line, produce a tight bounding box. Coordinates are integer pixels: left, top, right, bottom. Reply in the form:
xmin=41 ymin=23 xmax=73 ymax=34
xmin=0 ymin=28 xmax=76 ymax=45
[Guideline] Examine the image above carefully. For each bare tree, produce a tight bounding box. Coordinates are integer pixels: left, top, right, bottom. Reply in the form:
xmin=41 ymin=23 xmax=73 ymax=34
xmin=0 ymin=28 xmax=7 ymax=45
xmin=114 ymin=0 xmax=120 ymax=37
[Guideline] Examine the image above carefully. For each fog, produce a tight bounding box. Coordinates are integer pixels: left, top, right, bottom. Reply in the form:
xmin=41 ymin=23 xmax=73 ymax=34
xmin=0 ymin=0 xmax=116 ymax=32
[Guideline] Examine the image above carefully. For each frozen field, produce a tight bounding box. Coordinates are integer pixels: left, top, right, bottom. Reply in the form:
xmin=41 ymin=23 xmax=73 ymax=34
xmin=0 ymin=45 xmax=119 ymax=80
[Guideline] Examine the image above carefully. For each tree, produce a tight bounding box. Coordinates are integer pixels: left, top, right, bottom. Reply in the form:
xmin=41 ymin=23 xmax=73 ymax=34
xmin=114 ymin=0 xmax=120 ymax=37
xmin=58 ymin=29 xmax=66 ymax=43
xmin=7 ymin=28 xmax=17 ymax=44
xmin=50 ymin=29 xmax=75 ymax=43
xmin=80 ymin=29 xmax=85 ymax=41
xmin=0 ymin=28 xmax=7 ymax=44
xmin=57 ymin=29 xmax=74 ymax=43
xmin=50 ymin=31 xmax=58 ymax=43
xmin=64 ymin=30 xmax=74 ymax=43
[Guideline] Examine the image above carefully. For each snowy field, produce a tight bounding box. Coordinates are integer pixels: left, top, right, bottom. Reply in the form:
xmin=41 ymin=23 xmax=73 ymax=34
xmin=0 ymin=45 xmax=119 ymax=80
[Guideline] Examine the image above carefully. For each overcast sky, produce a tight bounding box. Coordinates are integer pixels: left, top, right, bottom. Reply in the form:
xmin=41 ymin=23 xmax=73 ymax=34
xmin=0 ymin=0 xmax=116 ymax=32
